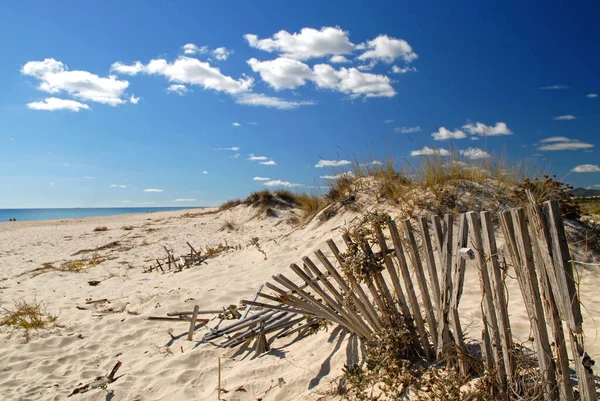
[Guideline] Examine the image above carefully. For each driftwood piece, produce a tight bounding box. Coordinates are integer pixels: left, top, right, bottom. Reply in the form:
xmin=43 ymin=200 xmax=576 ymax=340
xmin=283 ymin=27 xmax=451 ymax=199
xmin=68 ymin=361 xmax=122 ymax=397
xmin=187 ymin=305 xmax=200 ymax=341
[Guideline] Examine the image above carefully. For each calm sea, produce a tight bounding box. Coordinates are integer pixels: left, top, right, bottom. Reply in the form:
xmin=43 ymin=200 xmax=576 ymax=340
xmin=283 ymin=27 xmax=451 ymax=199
xmin=0 ymin=207 xmax=204 ymax=222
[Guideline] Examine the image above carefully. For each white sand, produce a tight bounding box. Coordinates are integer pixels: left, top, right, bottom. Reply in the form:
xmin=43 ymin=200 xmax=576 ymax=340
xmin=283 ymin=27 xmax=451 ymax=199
xmin=1 ymin=203 xmax=599 ymax=400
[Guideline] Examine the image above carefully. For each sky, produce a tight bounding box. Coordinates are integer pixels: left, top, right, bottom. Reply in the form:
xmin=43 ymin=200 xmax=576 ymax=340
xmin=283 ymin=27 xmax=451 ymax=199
xmin=1 ymin=0 xmax=599 ymax=208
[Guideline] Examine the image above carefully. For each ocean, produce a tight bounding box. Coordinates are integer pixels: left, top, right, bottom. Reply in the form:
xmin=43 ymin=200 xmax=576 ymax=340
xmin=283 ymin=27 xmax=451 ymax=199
xmin=0 ymin=207 xmax=204 ymax=222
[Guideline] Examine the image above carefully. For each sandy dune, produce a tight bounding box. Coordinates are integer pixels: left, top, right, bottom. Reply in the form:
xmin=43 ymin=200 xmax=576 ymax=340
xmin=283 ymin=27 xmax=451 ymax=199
xmin=1 ymin=202 xmax=599 ymax=400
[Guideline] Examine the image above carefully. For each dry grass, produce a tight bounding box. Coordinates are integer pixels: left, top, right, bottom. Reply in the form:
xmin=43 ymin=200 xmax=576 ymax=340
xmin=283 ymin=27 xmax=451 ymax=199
xmin=93 ymin=226 xmax=108 ymax=232
xmin=220 ymin=218 xmax=238 ymax=231
xmin=121 ymin=225 xmax=134 ymax=231
xmin=219 ymin=199 xmax=242 ymax=212
xmin=1 ymin=298 xmax=57 ymax=330
xmin=31 ymin=251 xmax=103 ymax=277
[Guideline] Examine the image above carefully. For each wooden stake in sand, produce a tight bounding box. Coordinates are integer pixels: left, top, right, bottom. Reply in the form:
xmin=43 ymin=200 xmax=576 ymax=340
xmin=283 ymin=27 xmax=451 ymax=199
xmin=218 ymin=357 xmax=221 ymax=400
xmin=187 ymin=305 xmax=200 ymax=341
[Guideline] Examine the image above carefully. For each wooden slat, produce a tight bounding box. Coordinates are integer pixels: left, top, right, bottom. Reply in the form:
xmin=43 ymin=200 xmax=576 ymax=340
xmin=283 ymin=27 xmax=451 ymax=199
xmin=449 ymin=214 xmax=468 ymax=376
xmin=386 ymin=221 xmax=433 ymax=359
xmin=325 ymin=240 xmax=384 ymax=331
xmin=544 ymin=201 xmax=596 ymax=401
xmin=431 ymin=215 xmax=445 ymax=265
xmin=467 ymin=211 xmax=505 ymax=383
xmin=314 ymin=248 xmax=381 ymax=332
xmin=436 ymin=214 xmax=454 ymax=360
xmin=187 ymin=305 xmax=200 ymax=341
xmin=509 ymin=208 xmax=558 ymax=401
xmin=418 ymin=216 xmax=441 ymax=310
xmin=480 ymin=211 xmax=516 ymax=383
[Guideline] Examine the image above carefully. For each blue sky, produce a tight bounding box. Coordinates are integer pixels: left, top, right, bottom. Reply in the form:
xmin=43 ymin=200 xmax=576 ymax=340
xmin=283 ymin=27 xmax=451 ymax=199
xmin=1 ymin=0 xmax=599 ymax=208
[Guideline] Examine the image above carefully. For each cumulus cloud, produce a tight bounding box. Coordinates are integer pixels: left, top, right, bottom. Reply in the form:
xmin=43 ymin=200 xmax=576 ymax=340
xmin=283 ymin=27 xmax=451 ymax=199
xmin=143 ymin=188 xmax=163 ymax=192
xmin=22 ymin=58 xmax=129 ymax=106
xmin=320 ymin=171 xmax=355 ymax=180
xmin=259 ymin=160 xmax=277 ymax=165
xmin=247 ymin=57 xmax=314 ymax=90
xmin=111 ymin=57 xmax=253 ymax=95
xmin=357 ymin=35 xmax=418 ymax=64
xmin=212 ymin=47 xmax=233 ymax=61
xmin=571 ymin=164 xmax=600 ymax=173
xmin=395 ymin=126 xmax=420 ymax=134
xmin=411 ymin=147 xmax=450 ymax=156
xmin=391 ymin=65 xmax=417 ymax=74
xmin=553 ymin=115 xmax=576 ymax=120
xmin=315 ymin=159 xmax=352 ymax=168
xmin=462 ymin=122 xmax=512 ymax=136
xmin=166 ymin=84 xmax=189 ymax=95
xmin=27 ymin=97 xmax=90 ymax=112
xmin=538 ymin=137 xmax=594 ymax=151
xmin=232 ymin=122 xmax=241 ymax=127
xmin=312 ymin=64 xmax=396 ymax=98
xmin=174 ymin=198 xmax=197 ymax=202
xmin=460 ymin=147 xmax=490 ymax=160
xmin=432 ymin=127 xmax=467 ymax=141
xmin=244 ymin=26 xmax=354 ymax=60
xmin=253 ymin=177 xmax=270 ymax=181
xmin=248 ymin=154 xmax=268 ymax=161
xmin=587 ymin=93 xmax=598 ymax=98
xmin=330 ymin=55 xmax=350 ymax=63
xmin=263 ymin=180 xmax=303 ymax=187
xmin=540 ymin=84 xmax=569 ymax=90
xmin=202 ymin=171 xmax=208 ymax=174
xmin=182 ymin=44 xmax=208 ymax=55
xmin=235 ymin=93 xmax=314 ymax=109
xmin=129 ymin=94 xmax=140 ymax=104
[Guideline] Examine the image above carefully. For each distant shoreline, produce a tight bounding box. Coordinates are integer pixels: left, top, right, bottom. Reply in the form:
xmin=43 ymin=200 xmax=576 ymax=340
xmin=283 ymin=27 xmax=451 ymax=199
xmin=0 ymin=206 xmax=206 ymax=222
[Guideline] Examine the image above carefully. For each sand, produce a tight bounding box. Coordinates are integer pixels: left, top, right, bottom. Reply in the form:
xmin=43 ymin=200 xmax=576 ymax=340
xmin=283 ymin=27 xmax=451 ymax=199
xmin=1 ymin=203 xmax=599 ymax=400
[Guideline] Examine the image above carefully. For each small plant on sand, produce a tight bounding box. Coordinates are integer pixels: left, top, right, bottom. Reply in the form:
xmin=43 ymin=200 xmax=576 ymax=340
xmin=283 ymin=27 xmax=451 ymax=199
xmin=1 ymin=298 xmax=57 ymax=331
xmin=121 ymin=225 xmax=134 ymax=231
xmin=220 ymin=218 xmax=238 ymax=231
xmin=514 ymin=174 xmax=580 ymax=219
xmin=93 ymin=226 xmax=108 ymax=232
xmin=219 ymin=199 xmax=242 ymax=212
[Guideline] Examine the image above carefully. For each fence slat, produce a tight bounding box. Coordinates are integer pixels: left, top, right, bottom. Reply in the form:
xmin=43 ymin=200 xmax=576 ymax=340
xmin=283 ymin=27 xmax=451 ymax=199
xmin=436 ymin=214 xmax=454 ymax=360
xmin=544 ymin=201 xmax=596 ymax=401
xmin=449 ymin=214 xmax=468 ymax=376
xmin=480 ymin=211 xmax=515 ymax=382
xmin=387 ymin=221 xmax=434 ymax=359
xmin=418 ymin=216 xmax=442 ymax=311
xmin=509 ymin=208 xmax=558 ymax=401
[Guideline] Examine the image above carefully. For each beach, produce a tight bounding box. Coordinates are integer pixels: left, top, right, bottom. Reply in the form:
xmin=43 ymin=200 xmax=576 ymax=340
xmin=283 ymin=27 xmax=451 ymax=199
xmin=1 ymin=203 xmax=600 ymax=400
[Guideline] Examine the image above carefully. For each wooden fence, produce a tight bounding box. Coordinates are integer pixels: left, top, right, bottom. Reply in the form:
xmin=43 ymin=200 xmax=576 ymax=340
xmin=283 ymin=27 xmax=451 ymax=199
xmin=241 ymin=191 xmax=597 ymax=400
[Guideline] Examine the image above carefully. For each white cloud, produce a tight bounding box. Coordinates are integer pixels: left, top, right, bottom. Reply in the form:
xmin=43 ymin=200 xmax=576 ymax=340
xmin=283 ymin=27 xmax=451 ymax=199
xmin=411 ymin=147 xmax=450 ymax=156
xmin=235 ymin=93 xmax=314 ymax=109
xmin=330 ymin=55 xmax=350 ymax=63
xmin=220 ymin=146 xmax=240 ymax=151
xmin=356 ymin=35 xmax=418 ymax=64
xmin=384 ymin=119 xmax=395 ymax=124
xmin=111 ymin=56 xmax=253 ymax=95
xmin=540 ymin=84 xmax=569 ymax=90
xmin=571 ymin=164 xmax=600 ymax=173
xmin=356 ymin=60 xmax=377 ymax=71
xmin=110 ymin=184 xmax=117 ymax=188
xmin=231 ymin=153 xmax=240 ymax=158
xmin=320 ymin=171 xmax=355 ymax=179
xmin=370 ymin=160 xmax=383 ymax=165
xmin=166 ymin=84 xmax=189 ymax=95
xmin=110 ymin=61 xmax=145 ymax=75
xmin=232 ymin=122 xmax=241 ymax=127
xmin=84 ymin=176 xmax=93 ymax=179
xmin=391 ymin=65 xmax=417 ymax=74
xmin=462 ymin=121 xmax=512 ymax=136
xmin=553 ymin=115 xmax=576 ymax=120
xmin=253 ymin=177 xmax=270 ymax=181
xmin=313 ymin=65 xmax=396 ymax=98
xmin=315 ymin=159 xmax=352 ymax=168
xmin=259 ymin=160 xmax=277 ymax=165
xmin=432 ymin=127 xmax=467 ymax=140
xmin=144 ymin=188 xmax=163 ymax=192
xmin=395 ymin=126 xmax=420 ymax=134
xmin=27 ymin=97 xmax=90 ymax=112
xmin=202 ymin=171 xmax=208 ymax=174
xmin=174 ymin=198 xmax=197 ymax=202
xmin=538 ymin=137 xmax=594 ymax=151
xmin=119 ymin=185 xmax=127 ymax=188
xmin=460 ymin=147 xmax=490 ymax=160
xmin=244 ymin=26 xmax=354 ymax=60
xmin=22 ymin=58 xmax=129 ymax=106
xmin=248 ymin=154 xmax=268 ymax=161
xmin=182 ymin=43 xmax=208 ymax=55
xmin=587 ymin=93 xmax=598 ymax=98
xmin=263 ymin=180 xmax=303 ymax=187
xmin=247 ymin=57 xmax=314 ymax=90
xmin=129 ymin=94 xmax=140 ymax=104
xmin=212 ymin=47 xmax=232 ymax=61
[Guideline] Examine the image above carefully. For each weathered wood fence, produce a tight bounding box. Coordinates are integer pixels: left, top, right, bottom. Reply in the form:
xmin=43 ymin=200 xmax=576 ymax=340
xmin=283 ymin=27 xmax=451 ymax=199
xmin=241 ymin=191 xmax=597 ymax=400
